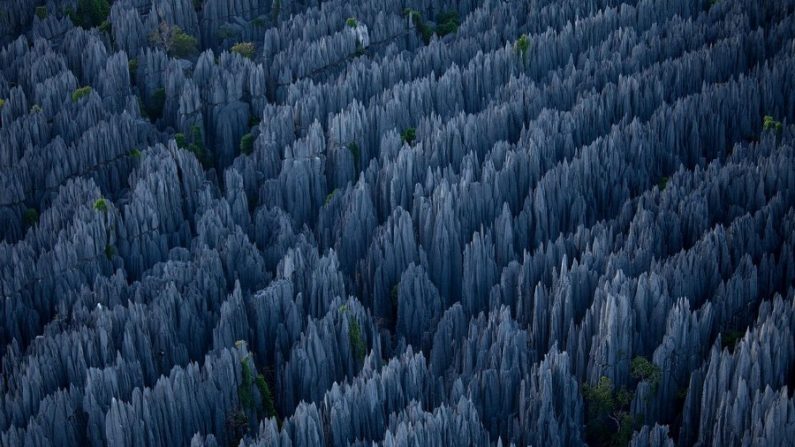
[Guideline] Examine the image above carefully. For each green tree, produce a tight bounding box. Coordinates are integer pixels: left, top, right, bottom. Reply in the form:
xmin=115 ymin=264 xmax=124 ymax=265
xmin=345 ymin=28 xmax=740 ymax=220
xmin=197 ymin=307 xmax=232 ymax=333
xmin=582 ymin=376 xmax=637 ymax=447
xmin=239 ymin=133 xmax=255 ymax=155
xmin=401 ymin=127 xmax=416 ymax=145
xmin=150 ymin=22 xmax=198 ymax=58
xmin=346 ymin=17 xmax=358 ymax=28
xmin=170 ymin=27 xmax=198 ymax=58
xmin=324 ymin=189 xmax=338 ymax=205
xmin=631 ymin=356 xmax=661 ymax=391
xmin=763 ymin=115 xmax=783 ymax=133
xmin=23 ymin=208 xmax=39 ymax=227
xmin=347 ymin=142 xmax=361 ymax=171
xmin=231 ymin=42 xmax=256 ymax=59
xmin=145 ymin=88 xmax=166 ymax=121
xmin=93 ymin=198 xmax=108 ymax=213
xmin=515 ymin=34 xmax=530 ymax=56
xmin=70 ymin=0 xmax=110 ymax=28
xmin=435 ymin=11 xmax=460 ymax=37
xmin=71 ymin=86 xmax=92 ymax=103
xmin=349 ymin=319 xmax=366 ymax=363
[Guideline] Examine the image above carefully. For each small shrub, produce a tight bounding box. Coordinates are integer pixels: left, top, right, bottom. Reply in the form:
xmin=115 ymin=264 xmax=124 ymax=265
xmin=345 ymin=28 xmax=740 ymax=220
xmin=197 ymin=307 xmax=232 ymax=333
xmin=174 ymin=133 xmax=187 ymax=148
xmin=251 ymin=17 xmax=267 ymax=28
xmin=239 ymin=133 xmax=254 ymax=155
xmin=391 ymin=284 xmax=399 ymax=314
xmin=23 ymin=208 xmax=39 ymax=227
xmin=582 ymin=376 xmax=637 ymax=447
xmin=35 ymin=6 xmax=47 ymax=20
xmin=146 ymin=88 xmax=166 ymax=121
xmin=346 ymin=17 xmax=358 ymax=28
xmin=631 ymin=356 xmax=661 ymax=390
xmin=150 ymin=22 xmax=198 ymax=58
xmin=169 ymin=27 xmax=198 ymax=58
xmin=216 ymin=25 xmax=238 ymax=40
xmin=255 ymin=374 xmax=276 ymax=418
xmin=324 ymin=189 xmax=338 ymax=205
xmin=347 ymin=142 xmax=361 ymax=171
xmin=129 ymin=148 xmax=142 ymax=159
xmin=0 ymin=98 xmax=5 ymax=108
xmin=70 ymin=0 xmax=110 ymax=28
xmin=721 ymin=329 xmax=745 ymax=352
xmin=763 ymin=115 xmax=783 ymax=133
xmin=93 ymin=198 xmax=108 ymax=213
xmin=435 ymin=11 xmax=460 ymax=37
xmin=98 ymin=19 xmax=111 ymax=34
xmin=231 ymin=42 xmax=256 ymax=59
xmin=238 ymin=357 xmax=255 ymax=411
xmin=349 ymin=319 xmax=366 ymax=363
xmin=71 ymin=86 xmax=92 ymax=103
xmin=401 ymin=127 xmax=416 ymax=145
xmin=405 ymin=9 xmax=432 ymax=44
xmin=128 ymin=58 xmax=138 ymax=79
xmin=515 ymin=34 xmax=530 ymax=56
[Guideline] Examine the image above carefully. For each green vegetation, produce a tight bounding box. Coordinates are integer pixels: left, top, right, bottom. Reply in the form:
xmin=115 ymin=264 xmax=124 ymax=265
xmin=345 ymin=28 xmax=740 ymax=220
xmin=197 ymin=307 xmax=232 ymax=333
xmin=93 ymin=198 xmax=108 ymax=213
xmin=216 ymin=25 xmax=238 ymax=41
xmin=145 ymin=88 xmax=166 ymax=121
xmin=237 ymin=356 xmax=276 ymax=418
xmin=169 ymin=27 xmax=198 ymax=58
xmin=631 ymin=356 xmax=661 ymax=391
xmin=69 ymin=0 xmax=110 ymax=28
xmin=71 ymin=86 xmax=92 ymax=103
xmin=515 ymin=34 xmax=530 ymax=56
xmin=0 ymin=98 xmax=5 ymax=108
xmin=435 ymin=11 xmax=460 ymax=37
xmin=658 ymin=176 xmax=669 ymax=191
xmin=179 ymin=125 xmax=211 ymax=168
xmin=98 ymin=19 xmax=111 ymax=34
xmin=346 ymin=17 xmax=358 ymax=28
xmin=231 ymin=42 xmax=256 ymax=59
xmin=763 ymin=115 xmax=783 ymax=133
xmin=174 ymin=133 xmax=187 ymax=148
xmin=35 ymin=6 xmax=47 ymax=20
xmin=404 ymin=9 xmax=460 ymax=44
xmin=254 ymin=373 xmax=276 ymax=418
xmin=129 ymin=148 xmax=142 ymax=159
xmin=583 ymin=376 xmax=637 ymax=447
xmin=390 ymin=284 xmax=399 ymax=317
xmin=347 ymin=142 xmax=361 ymax=171
xmin=401 ymin=127 xmax=416 ymax=145
xmin=128 ymin=58 xmax=138 ymax=80
xmin=251 ymin=17 xmax=267 ymax=28
xmin=272 ymin=0 xmax=281 ymax=22
xmin=23 ymin=208 xmax=39 ymax=227
xmin=721 ymin=329 xmax=745 ymax=352
xmin=405 ymin=9 xmax=433 ymax=44
xmin=239 ymin=133 xmax=254 ymax=155
xmin=324 ymin=188 xmax=338 ymax=205
xmin=349 ymin=319 xmax=366 ymax=363
xmin=150 ymin=22 xmax=198 ymax=58
xmin=238 ymin=357 xmax=256 ymax=411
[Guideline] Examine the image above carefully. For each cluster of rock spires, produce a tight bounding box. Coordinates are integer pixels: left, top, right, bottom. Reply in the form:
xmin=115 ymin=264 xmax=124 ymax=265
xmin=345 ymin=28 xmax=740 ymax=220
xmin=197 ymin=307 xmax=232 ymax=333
xmin=1 ymin=0 xmax=794 ymax=446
